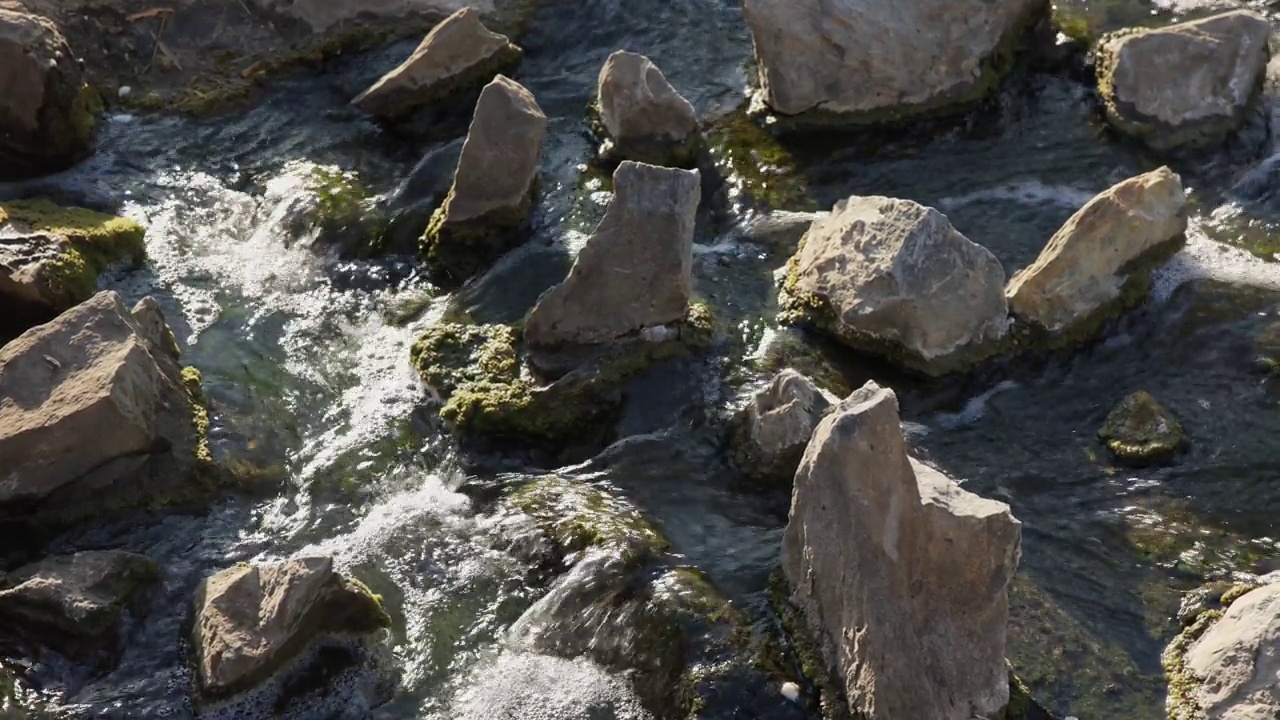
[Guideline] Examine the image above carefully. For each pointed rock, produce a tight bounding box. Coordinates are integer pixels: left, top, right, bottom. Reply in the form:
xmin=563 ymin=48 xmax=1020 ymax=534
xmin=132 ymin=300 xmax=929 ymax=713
xmin=420 ymin=75 xmax=547 ymax=285
xmin=595 ymin=51 xmax=699 ymax=166
xmin=781 ymin=381 xmax=1021 ymax=720
xmin=1006 ymin=167 xmax=1186 ymax=336
xmin=352 ymin=8 xmax=521 ymax=121
xmin=524 ymin=161 xmax=700 ymax=347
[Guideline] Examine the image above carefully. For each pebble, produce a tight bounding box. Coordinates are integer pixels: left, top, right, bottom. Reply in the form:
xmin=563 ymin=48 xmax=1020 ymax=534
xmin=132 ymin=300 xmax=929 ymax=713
xmin=118 ymin=85 xmax=133 ymax=98
xmin=780 ymin=681 xmax=800 ymax=702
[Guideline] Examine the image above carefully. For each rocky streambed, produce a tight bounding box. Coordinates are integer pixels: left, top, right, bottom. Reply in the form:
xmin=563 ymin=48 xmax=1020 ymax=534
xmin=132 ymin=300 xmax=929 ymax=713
xmin=2 ymin=0 xmax=1280 ymax=718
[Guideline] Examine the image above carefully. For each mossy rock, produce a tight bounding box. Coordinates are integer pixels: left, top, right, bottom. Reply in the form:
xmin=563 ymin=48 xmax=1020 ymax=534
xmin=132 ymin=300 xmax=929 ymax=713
xmin=304 ymin=167 xmax=389 ymax=257
xmin=703 ymin=111 xmax=815 ymax=213
xmin=1098 ymin=391 xmax=1185 ymax=463
xmin=409 ymin=323 xmax=519 ymax=397
xmin=0 ymin=199 xmax=146 ymax=307
xmin=419 ymin=187 xmax=536 ymax=287
xmin=507 ymin=475 xmax=670 ymax=562
xmin=182 ymin=366 xmax=216 ymax=474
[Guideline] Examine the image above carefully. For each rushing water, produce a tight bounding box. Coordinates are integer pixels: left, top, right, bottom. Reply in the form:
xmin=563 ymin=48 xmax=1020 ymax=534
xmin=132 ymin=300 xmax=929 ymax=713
xmin=3 ymin=0 xmax=1280 ymax=718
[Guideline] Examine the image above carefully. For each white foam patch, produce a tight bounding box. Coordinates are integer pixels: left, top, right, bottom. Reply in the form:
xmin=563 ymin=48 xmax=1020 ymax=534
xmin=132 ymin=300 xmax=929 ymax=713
xmin=1151 ymin=216 xmax=1280 ymax=302
xmin=441 ymin=652 xmax=652 ymax=720
xmin=930 ymin=380 xmax=1019 ymax=431
xmin=937 ymin=180 xmax=1097 ymax=212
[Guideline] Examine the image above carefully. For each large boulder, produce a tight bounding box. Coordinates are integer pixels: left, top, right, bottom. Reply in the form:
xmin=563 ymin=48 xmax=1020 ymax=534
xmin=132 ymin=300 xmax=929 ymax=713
xmin=1097 ymin=11 xmax=1271 ymax=150
xmin=781 ymin=381 xmax=1022 ymax=720
xmin=732 ymin=369 xmax=836 ymax=487
xmin=0 ymin=291 xmax=211 ymax=530
xmin=742 ymin=0 xmax=1047 ymax=122
xmin=524 ymin=161 xmax=700 ymax=347
xmin=0 ymin=551 xmax=160 ymax=654
xmin=1006 ymin=167 xmax=1187 ymax=337
xmin=594 ymin=51 xmax=700 ymax=166
xmin=1165 ymin=583 xmax=1280 ymax=720
xmin=780 ymin=196 xmax=1009 ymax=375
xmin=420 ymin=74 xmax=547 ymax=285
xmin=0 ymin=9 xmax=101 ymax=179
xmin=351 ymin=8 xmax=521 ymax=121
xmin=191 ymin=555 xmax=392 ymax=704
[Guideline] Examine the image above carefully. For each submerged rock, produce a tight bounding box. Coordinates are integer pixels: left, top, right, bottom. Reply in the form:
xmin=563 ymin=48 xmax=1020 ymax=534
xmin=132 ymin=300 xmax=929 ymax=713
xmin=1098 ymin=391 xmax=1185 ymax=463
xmin=0 ymin=291 xmax=214 ymax=531
xmin=525 ymin=162 xmax=700 ymax=348
xmin=781 ymin=381 xmax=1022 ymax=720
xmin=1097 ymin=11 xmax=1271 ymax=150
xmin=780 ymin=196 xmax=1009 ymax=376
xmin=0 ymin=551 xmax=160 ymax=654
xmin=594 ymin=51 xmax=700 ymax=166
xmin=191 ymin=555 xmax=392 ymax=704
xmin=742 ymin=0 xmax=1048 ymax=123
xmin=1006 ymin=167 xmax=1187 ymax=337
xmin=351 ymin=8 xmax=521 ymax=121
xmin=420 ymin=75 xmax=547 ymax=285
xmin=1164 ymin=583 xmax=1280 ymax=720
xmin=733 ymin=369 xmax=836 ymax=487
xmin=0 ymin=9 xmax=101 ymax=178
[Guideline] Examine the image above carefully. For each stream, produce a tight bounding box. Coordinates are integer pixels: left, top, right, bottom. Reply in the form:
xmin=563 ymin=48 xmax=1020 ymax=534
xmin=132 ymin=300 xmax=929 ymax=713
xmin=4 ymin=0 xmax=1280 ymax=717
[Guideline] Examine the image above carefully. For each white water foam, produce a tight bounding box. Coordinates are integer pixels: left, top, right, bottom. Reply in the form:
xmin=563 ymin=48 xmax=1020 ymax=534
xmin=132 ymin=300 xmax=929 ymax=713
xmin=937 ymin=180 xmax=1097 ymax=212
xmin=931 ymin=380 xmax=1020 ymax=431
xmin=440 ymin=651 xmax=652 ymax=720
xmin=1152 ymin=215 xmax=1280 ymax=302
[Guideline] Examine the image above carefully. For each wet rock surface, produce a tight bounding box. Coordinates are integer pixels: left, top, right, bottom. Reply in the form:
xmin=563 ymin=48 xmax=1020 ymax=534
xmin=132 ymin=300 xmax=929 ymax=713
xmin=1098 ymin=390 xmax=1185 ymax=463
xmin=780 ymin=196 xmax=1009 ymax=376
xmin=781 ymin=381 xmax=1022 ymax=720
xmin=732 ymin=369 xmax=836 ymax=487
xmin=594 ymin=51 xmax=700 ymax=166
xmin=1097 ymin=10 xmax=1271 ymax=149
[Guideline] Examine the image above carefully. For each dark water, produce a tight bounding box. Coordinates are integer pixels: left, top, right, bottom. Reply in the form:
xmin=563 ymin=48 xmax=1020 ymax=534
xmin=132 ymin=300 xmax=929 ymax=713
xmin=4 ymin=0 xmax=1280 ymax=718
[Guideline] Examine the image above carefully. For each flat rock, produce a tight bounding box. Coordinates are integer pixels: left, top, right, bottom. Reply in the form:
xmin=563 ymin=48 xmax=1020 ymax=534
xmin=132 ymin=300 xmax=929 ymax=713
xmin=0 ymin=551 xmax=159 ymax=649
xmin=352 ymin=7 xmax=520 ymax=120
xmin=782 ymin=196 xmax=1009 ymax=375
xmin=1098 ymin=390 xmax=1184 ymax=463
xmin=1184 ymin=584 xmax=1280 ymax=719
xmin=191 ymin=555 xmax=391 ymax=702
xmin=595 ymin=51 xmax=699 ymax=166
xmin=524 ymin=161 xmax=700 ymax=347
xmin=421 ymin=74 xmax=547 ymax=284
xmin=742 ymin=0 xmax=1047 ymax=121
xmin=1098 ymin=11 xmax=1271 ymax=149
xmin=0 ymin=8 xmax=99 ymax=178
xmin=1006 ymin=167 xmax=1187 ymax=335
xmin=0 ymin=291 xmax=206 ymax=528
xmin=782 ymin=381 xmax=1021 ymax=720
xmin=733 ymin=369 xmax=835 ymax=486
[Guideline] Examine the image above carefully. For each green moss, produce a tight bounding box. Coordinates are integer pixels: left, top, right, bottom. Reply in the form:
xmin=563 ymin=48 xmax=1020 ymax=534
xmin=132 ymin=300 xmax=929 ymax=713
xmin=409 ymin=323 xmax=519 ymax=396
xmin=42 ymin=245 xmax=96 ymax=308
xmin=1098 ymin=391 xmax=1184 ymax=463
xmin=1163 ymin=608 xmax=1221 ymax=720
xmin=508 ymin=476 xmax=670 ymax=560
xmin=182 ymin=366 xmax=216 ymax=471
xmin=0 ymin=199 xmax=146 ymax=272
xmin=766 ymin=569 xmax=846 ymax=718
xmin=1052 ymin=6 xmax=1097 ymax=46
xmin=341 ymin=575 xmax=394 ymax=631
xmin=420 ymin=186 xmax=536 ymax=285
xmin=704 ymin=111 xmax=814 ymax=212
xmin=303 ymin=166 xmax=388 ymax=256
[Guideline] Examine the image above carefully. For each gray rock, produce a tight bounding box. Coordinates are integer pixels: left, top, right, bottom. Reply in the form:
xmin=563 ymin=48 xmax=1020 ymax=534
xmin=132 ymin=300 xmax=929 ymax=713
xmin=191 ymin=556 xmax=392 ymax=702
xmin=781 ymin=196 xmax=1009 ymax=375
xmin=0 ymin=291 xmax=209 ymax=528
xmin=1006 ymin=167 xmax=1187 ymax=335
xmin=782 ymin=381 xmax=1021 ymax=720
xmin=0 ymin=9 xmax=99 ymax=178
xmin=1098 ymin=391 xmax=1185 ymax=463
xmin=595 ymin=51 xmax=699 ymax=166
xmin=1183 ymin=584 xmax=1280 ymax=720
xmin=1098 ymin=11 xmax=1271 ymax=149
xmin=351 ymin=8 xmax=521 ymax=120
xmin=524 ymin=161 xmax=700 ymax=347
xmin=742 ymin=0 xmax=1047 ymax=121
xmin=733 ymin=369 xmax=835 ymax=485
xmin=421 ymin=75 xmax=547 ymax=284
xmin=0 ymin=233 xmax=73 ymax=331
xmin=0 ymin=551 xmax=160 ymax=650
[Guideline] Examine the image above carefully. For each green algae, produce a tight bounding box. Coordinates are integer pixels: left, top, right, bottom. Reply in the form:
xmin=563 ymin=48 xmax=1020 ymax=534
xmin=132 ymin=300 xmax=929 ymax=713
xmin=508 ymin=475 xmax=670 ymax=560
xmin=182 ymin=366 xmax=216 ymax=473
xmin=1098 ymin=391 xmax=1185 ymax=463
xmin=704 ymin=111 xmax=814 ymax=213
xmin=420 ymin=187 xmax=536 ymax=286
xmin=409 ymin=323 xmax=519 ymax=397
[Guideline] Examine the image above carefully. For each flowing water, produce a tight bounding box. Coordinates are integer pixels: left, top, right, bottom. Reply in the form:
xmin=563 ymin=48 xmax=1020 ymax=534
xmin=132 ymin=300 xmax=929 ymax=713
xmin=4 ymin=0 xmax=1280 ymax=718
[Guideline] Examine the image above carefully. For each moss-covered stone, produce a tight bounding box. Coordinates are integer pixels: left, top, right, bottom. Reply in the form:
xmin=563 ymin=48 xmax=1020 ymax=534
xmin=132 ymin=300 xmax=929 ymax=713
xmin=1098 ymin=391 xmax=1185 ymax=464
xmin=704 ymin=111 xmax=814 ymax=213
xmin=182 ymin=366 xmax=216 ymax=473
xmin=409 ymin=323 xmax=519 ymax=397
xmin=0 ymin=200 xmax=147 ymax=307
xmin=1163 ymin=607 xmax=1221 ymax=720
xmin=508 ymin=475 xmax=670 ymax=561
xmin=419 ymin=187 xmax=536 ymax=286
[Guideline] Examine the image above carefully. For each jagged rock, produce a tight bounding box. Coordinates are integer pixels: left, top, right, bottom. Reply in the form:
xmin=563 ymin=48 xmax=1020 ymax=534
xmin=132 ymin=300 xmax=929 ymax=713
xmin=781 ymin=381 xmax=1021 ymax=720
xmin=1098 ymin=391 xmax=1185 ymax=463
xmin=351 ymin=8 xmax=521 ymax=121
xmin=0 ymin=551 xmax=160 ymax=653
xmin=1097 ymin=11 xmax=1271 ymax=149
xmin=780 ymin=196 xmax=1009 ymax=375
xmin=733 ymin=369 xmax=836 ymax=486
xmin=420 ymin=74 xmax=547 ymax=285
xmin=1165 ymin=584 xmax=1280 ymax=720
xmin=594 ymin=51 xmax=699 ymax=166
xmin=191 ymin=556 xmax=392 ymax=703
xmin=0 ymin=8 xmax=101 ymax=179
xmin=0 ymin=291 xmax=212 ymax=530
xmin=1006 ymin=167 xmax=1187 ymax=336
xmin=525 ymin=161 xmax=700 ymax=347
xmin=742 ymin=0 xmax=1047 ymax=122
